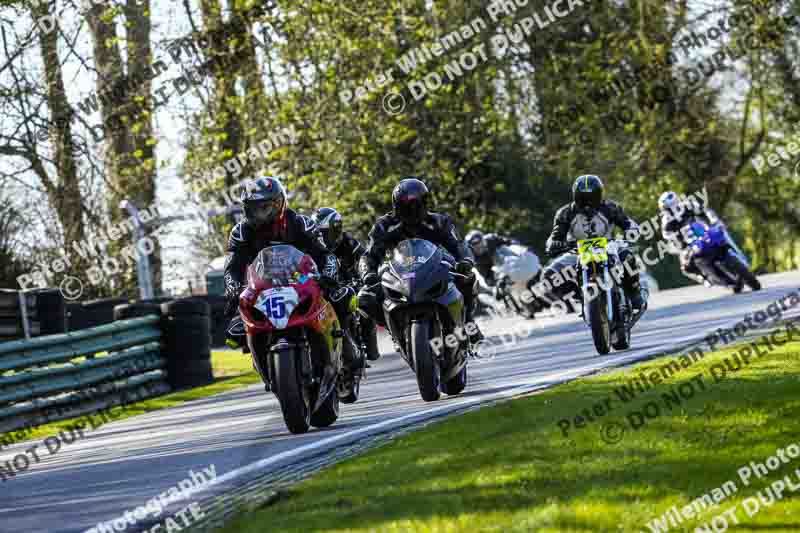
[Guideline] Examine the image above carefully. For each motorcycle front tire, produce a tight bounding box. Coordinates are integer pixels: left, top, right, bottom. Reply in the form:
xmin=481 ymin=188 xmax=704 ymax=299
xmin=271 ymin=347 xmax=312 ymax=434
xmin=724 ymin=254 xmax=761 ymax=292
xmin=588 ymin=293 xmax=611 ymax=355
xmin=411 ymin=321 xmax=441 ymax=401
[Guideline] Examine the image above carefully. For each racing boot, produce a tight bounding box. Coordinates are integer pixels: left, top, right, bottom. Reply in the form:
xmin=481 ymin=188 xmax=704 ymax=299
xmin=464 ymin=300 xmax=485 ymax=344
xmin=469 ymin=325 xmax=485 ymax=345
xmin=362 ymin=317 xmax=381 ymax=361
xmin=225 ymin=316 xmax=250 ymax=354
xmin=622 ymin=275 xmax=647 ymax=314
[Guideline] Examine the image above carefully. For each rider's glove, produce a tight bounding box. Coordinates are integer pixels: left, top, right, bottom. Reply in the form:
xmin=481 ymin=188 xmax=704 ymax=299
xmin=547 ymin=240 xmax=567 ymax=256
xmin=493 ymin=286 xmax=503 ymax=301
xmin=455 ymin=258 xmax=475 ymax=278
xmin=361 ymin=272 xmax=380 ymax=287
xmin=318 ymin=275 xmax=338 ymax=291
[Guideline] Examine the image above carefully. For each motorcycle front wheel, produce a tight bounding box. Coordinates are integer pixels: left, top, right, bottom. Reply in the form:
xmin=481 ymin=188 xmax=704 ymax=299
xmin=588 ymin=292 xmax=611 ymax=355
xmin=270 ymin=347 xmax=312 ymax=434
xmin=724 ymin=254 xmax=761 ymax=291
xmin=411 ymin=321 xmax=441 ymax=401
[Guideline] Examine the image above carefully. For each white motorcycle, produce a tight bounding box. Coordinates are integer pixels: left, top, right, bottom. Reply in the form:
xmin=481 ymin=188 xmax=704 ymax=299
xmin=475 ymin=244 xmax=543 ymax=319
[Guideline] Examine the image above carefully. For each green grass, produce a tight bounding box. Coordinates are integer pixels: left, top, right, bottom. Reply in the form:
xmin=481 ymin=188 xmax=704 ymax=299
xmin=211 ymin=349 xmax=256 ymax=377
xmin=1 ymin=349 xmax=258 ymax=445
xmin=218 ymin=330 xmax=800 ymax=533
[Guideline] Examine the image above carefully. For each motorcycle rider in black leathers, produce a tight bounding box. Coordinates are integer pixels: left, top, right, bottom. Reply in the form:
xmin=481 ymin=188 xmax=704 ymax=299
xmin=542 ymin=174 xmax=647 ymax=312
xmin=356 ymin=177 xmax=483 ymax=343
xmin=223 ymin=177 xmax=360 ymax=373
xmin=311 ymin=207 xmax=365 ymax=282
xmin=658 ymin=190 xmax=716 ymax=285
xmin=311 ymin=207 xmax=380 ymax=361
xmin=464 ymin=230 xmax=521 ymax=300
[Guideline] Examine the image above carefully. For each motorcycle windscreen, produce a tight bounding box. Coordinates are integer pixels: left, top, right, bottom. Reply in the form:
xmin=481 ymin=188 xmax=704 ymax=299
xmin=494 ymin=245 xmax=540 ymax=284
xmin=251 ymin=245 xmax=317 ymax=329
xmin=252 ymin=245 xmax=318 ymax=286
xmin=390 ymin=239 xmax=438 ymax=278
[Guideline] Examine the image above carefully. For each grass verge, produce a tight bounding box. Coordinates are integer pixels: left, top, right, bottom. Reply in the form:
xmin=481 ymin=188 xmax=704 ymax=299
xmin=218 ymin=325 xmax=800 ymax=533
xmin=1 ymin=349 xmax=257 ymax=446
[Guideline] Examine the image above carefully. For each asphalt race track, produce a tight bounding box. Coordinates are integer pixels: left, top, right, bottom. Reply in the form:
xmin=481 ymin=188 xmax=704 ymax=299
xmin=2 ymin=271 xmax=799 ymax=533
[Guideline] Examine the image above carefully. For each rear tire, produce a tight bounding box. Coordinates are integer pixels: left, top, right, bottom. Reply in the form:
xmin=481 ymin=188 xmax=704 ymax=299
xmin=411 ymin=321 xmax=441 ymax=402
xmin=442 ymin=364 xmax=467 ymax=395
xmin=271 ymin=348 xmax=311 ymax=434
xmin=339 ymin=375 xmax=361 ymax=404
xmin=588 ymin=292 xmax=611 ymax=355
xmin=310 ymin=389 xmax=340 ymax=428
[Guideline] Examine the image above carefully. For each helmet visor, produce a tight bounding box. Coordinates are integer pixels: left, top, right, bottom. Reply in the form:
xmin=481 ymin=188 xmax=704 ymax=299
xmin=320 ymin=223 xmax=342 ymax=249
xmin=395 ymin=196 xmax=425 ymax=225
xmin=469 ymin=237 xmax=486 ymax=255
xmin=575 ymin=189 xmax=602 ymax=209
xmin=246 ymin=198 xmax=282 ymax=226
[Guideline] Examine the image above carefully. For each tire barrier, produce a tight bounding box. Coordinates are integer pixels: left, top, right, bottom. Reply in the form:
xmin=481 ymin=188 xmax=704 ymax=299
xmin=0 ymin=289 xmax=223 ymax=437
xmin=160 ymin=298 xmax=213 ymax=390
xmin=207 ymin=295 xmax=227 ymax=348
xmin=0 ymin=315 xmax=169 ymax=434
xmin=34 ymin=289 xmax=67 ymax=336
xmin=114 ymin=302 xmax=163 ymax=321
xmin=67 ymin=297 xmax=129 ymax=331
xmin=0 ymin=289 xmax=65 ymax=344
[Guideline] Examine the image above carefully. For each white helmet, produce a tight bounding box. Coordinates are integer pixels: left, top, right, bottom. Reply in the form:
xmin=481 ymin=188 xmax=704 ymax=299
xmin=658 ymin=191 xmax=680 ymax=213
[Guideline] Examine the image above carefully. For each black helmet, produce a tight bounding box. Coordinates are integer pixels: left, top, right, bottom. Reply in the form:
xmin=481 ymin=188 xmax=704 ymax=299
xmin=392 ymin=177 xmax=429 ymax=227
xmin=311 ymin=207 xmax=343 ymax=249
xmin=572 ymin=174 xmax=604 ymax=210
xmin=465 ymin=230 xmax=487 ymax=256
xmin=241 ymin=176 xmax=287 ymax=227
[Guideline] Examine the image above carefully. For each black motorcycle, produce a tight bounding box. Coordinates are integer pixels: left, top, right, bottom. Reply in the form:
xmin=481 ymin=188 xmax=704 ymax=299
xmin=338 ymin=281 xmax=380 ymax=405
xmin=379 ymin=239 xmax=470 ymax=401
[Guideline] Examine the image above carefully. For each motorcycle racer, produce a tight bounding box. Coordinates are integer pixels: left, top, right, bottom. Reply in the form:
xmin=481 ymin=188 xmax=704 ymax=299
xmin=223 ymin=177 xmax=356 ymax=364
xmin=311 ymin=207 xmax=365 ymax=282
xmin=658 ymin=190 xmax=718 ymax=285
xmin=311 ymin=207 xmax=380 ymax=361
xmin=543 ymin=174 xmax=647 ymax=312
xmin=465 ymin=230 xmax=518 ymax=291
xmin=357 ymin=177 xmax=483 ymax=343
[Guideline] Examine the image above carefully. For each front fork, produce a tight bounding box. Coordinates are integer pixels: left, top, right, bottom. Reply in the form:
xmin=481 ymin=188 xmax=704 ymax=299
xmin=255 ymin=334 xmax=314 ymax=389
xmin=581 ymin=264 xmax=614 ymax=324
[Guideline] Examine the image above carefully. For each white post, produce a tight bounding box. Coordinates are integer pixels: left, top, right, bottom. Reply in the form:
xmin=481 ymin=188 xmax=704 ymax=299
xmin=120 ymin=200 xmax=155 ymax=300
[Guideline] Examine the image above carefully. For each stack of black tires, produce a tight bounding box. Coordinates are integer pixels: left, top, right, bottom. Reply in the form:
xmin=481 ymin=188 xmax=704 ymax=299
xmin=67 ymin=297 xmax=129 ymax=331
xmin=207 ymin=295 xmax=227 ymax=348
xmin=160 ymin=298 xmax=214 ymax=389
xmin=0 ymin=289 xmax=66 ymax=343
xmin=114 ymin=298 xmax=214 ymax=389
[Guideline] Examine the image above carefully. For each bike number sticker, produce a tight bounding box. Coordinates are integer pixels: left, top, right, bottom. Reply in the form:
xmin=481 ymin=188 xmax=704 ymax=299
xmin=577 ymin=238 xmax=608 ymax=266
xmin=256 ymin=287 xmax=299 ymax=329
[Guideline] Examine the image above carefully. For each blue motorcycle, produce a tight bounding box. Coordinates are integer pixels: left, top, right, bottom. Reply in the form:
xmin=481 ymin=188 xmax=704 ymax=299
xmin=686 ymin=222 xmax=761 ymax=293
